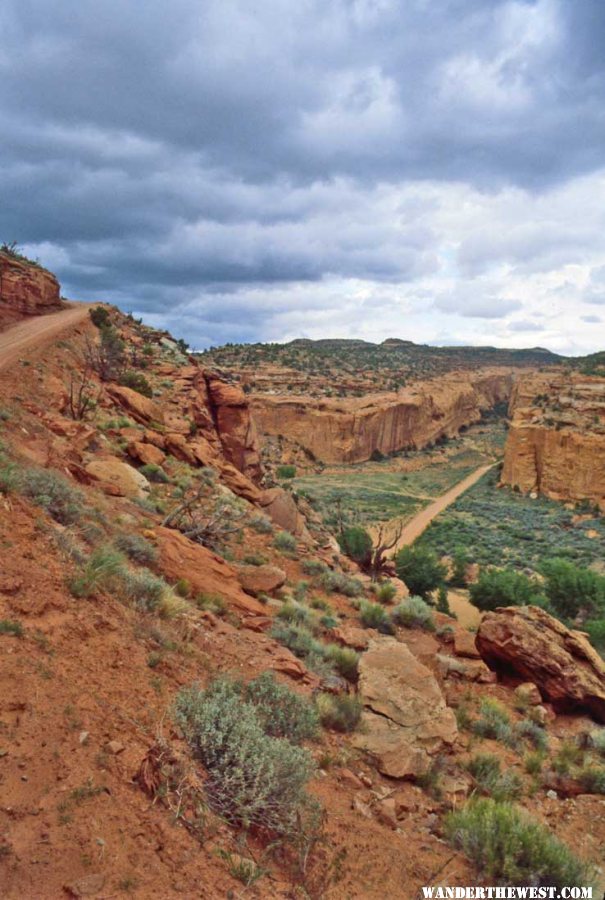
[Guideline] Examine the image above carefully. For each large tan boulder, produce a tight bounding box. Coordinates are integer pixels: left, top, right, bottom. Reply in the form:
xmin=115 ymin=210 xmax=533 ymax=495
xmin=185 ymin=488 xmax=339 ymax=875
xmin=476 ymin=606 xmax=605 ymax=722
xmin=154 ymin=526 xmax=266 ymax=616
xmin=259 ymin=487 xmax=309 ymax=538
xmin=106 ymin=385 xmax=164 ymax=427
xmin=353 ymin=638 xmax=457 ymax=778
xmin=85 ymin=457 xmax=150 ymax=498
xmin=236 ymin=564 xmax=287 ymax=595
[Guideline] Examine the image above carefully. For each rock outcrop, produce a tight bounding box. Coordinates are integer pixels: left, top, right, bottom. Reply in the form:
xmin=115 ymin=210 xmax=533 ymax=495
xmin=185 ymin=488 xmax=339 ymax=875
xmin=0 ymin=251 xmax=62 ymax=328
xmin=353 ymin=638 xmax=457 ymax=778
xmin=251 ymin=368 xmax=514 ymax=463
xmin=501 ymin=371 xmax=605 ymax=510
xmin=476 ymin=606 xmax=605 ymax=722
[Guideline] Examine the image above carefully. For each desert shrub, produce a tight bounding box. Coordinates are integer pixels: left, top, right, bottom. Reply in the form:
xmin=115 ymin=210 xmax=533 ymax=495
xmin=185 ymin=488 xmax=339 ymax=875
xmin=174 ymin=578 xmax=190 ymax=597
xmin=119 ymin=568 xmax=168 ymax=612
xmin=450 ymin=548 xmax=470 ymax=587
xmin=359 ymin=600 xmax=389 ymax=630
xmin=374 ymin=580 xmax=397 ymax=604
xmin=394 ymin=545 xmax=446 ymax=599
xmin=584 ymin=618 xmax=605 ymax=654
xmin=391 ymin=595 xmax=435 ymax=631
xmin=301 ymin=558 xmax=328 ymax=577
xmin=19 ymin=467 xmax=84 ymax=525
xmin=323 ymin=644 xmax=359 ymax=681
xmin=588 ymin=728 xmax=605 ymax=757
xmin=175 ymin=679 xmax=315 ymax=834
xmin=320 ymin=570 xmax=363 ymax=597
xmin=524 ymin=751 xmax=546 ymax=776
xmin=270 ymin=621 xmax=323 ymax=662
xmin=274 ymin=531 xmax=297 ymax=553
xmin=242 ymin=552 xmax=267 ymax=566
xmin=309 ymin=596 xmax=331 ymax=612
xmin=316 ymin=693 xmax=362 ymax=733
xmin=0 ymin=456 xmax=19 ymax=493
xmin=245 ymin=672 xmax=319 ymax=742
xmin=140 ymin=463 xmax=169 ymax=484
xmin=90 ymin=306 xmax=111 ymax=328
xmin=445 ymin=798 xmax=591 ymax=888
xmin=118 ymin=370 xmax=153 ymax=397
xmin=69 ymin=546 xmax=126 ymax=598
xmin=553 ymin=740 xmax=585 ymax=775
xmin=115 ymin=533 xmax=157 ymax=565
xmin=194 ymin=592 xmax=226 ymax=616
xmin=469 ymin=567 xmax=546 ymax=613
xmin=0 ymin=619 xmax=24 ymax=637
xmin=466 ymin=753 xmax=522 ymax=802
xmin=338 ymin=526 xmax=372 ymax=568
xmin=293 ymin=580 xmax=309 ymax=603
xmin=276 ymin=601 xmax=312 ymax=627
xmin=472 ymin=699 xmax=517 ymax=749
xmin=578 ymin=765 xmax=605 ymax=794
xmin=249 ymin=515 xmax=273 ymax=534
xmin=540 ymin=558 xmax=605 ymax=619
xmin=514 ymin=718 xmax=548 ymax=752
xmin=276 ymin=464 xmax=297 ymax=479
xmin=319 ymin=613 xmax=339 ymax=630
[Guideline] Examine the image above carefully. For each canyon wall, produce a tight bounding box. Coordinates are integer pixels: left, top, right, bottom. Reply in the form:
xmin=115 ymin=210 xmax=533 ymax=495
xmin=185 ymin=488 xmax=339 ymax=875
xmin=501 ymin=370 xmax=605 ymax=510
xmin=0 ymin=252 xmax=62 ymax=328
xmin=251 ymin=368 xmax=515 ymax=464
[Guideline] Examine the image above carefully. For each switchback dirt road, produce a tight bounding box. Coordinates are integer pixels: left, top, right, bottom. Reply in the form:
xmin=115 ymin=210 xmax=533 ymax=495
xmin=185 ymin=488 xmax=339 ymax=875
xmin=0 ymin=304 xmax=92 ymax=371
xmin=390 ymin=462 xmax=496 ymax=551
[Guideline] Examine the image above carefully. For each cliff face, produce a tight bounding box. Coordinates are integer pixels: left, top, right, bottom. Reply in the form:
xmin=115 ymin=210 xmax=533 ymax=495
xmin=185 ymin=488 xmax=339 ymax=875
xmin=0 ymin=252 xmax=61 ymax=328
xmin=251 ymin=368 xmax=515 ymax=464
xmin=502 ymin=371 xmax=605 ymax=510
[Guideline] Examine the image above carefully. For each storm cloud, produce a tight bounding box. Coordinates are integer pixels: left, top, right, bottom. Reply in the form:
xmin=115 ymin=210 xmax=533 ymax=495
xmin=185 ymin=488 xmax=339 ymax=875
xmin=1 ymin=0 xmax=604 ymax=352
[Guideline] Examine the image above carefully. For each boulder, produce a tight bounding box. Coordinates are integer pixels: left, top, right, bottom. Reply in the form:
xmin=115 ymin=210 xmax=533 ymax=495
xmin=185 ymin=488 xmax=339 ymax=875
xmin=106 ymin=385 xmax=164 ymax=426
xmin=332 ymin=625 xmax=370 ymax=651
xmin=85 ymin=457 xmax=150 ymax=498
xmin=476 ymin=606 xmax=605 ymax=722
xmin=259 ymin=487 xmax=309 ymax=538
xmin=352 ymin=638 xmax=457 ymax=779
xmin=154 ymin=526 xmax=266 ymax=616
xmin=453 ymin=630 xmax=481 ymax=659
xmin=126 ymin=441 xmax=165 ymax=468
xmin=514 ymin=682 xmax=542 ymax=706
xmin=236 ymin=564 xmax=287 ymax=595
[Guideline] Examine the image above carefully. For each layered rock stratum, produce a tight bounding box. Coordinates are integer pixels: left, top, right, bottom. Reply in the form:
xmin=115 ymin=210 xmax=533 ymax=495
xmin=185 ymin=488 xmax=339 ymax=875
xmin=501 ymin=370 xmax=605 ymax=510
xmin=0 ymin=250 xmax=61 ymax=328
xmin=251 ymin=368 xmax=515 ymax=463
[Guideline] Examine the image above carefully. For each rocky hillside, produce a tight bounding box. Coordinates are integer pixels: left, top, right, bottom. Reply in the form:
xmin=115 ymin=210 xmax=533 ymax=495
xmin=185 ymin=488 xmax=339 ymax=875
xmin=0 ymin=274 xmax=604 ymax=897
xmin=252 ymin=368 xmax=515 ymax=464
xmin=502 ymin=370 xmax=605 ymax=510
xmin=0 ymin=246 xmax=62 ymax=329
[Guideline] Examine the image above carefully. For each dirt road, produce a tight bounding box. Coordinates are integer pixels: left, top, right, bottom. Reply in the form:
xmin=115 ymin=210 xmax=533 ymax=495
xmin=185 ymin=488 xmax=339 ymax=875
xmin=0 ymin=304 xmax=92 ymax=371
xmin=390 ymin=462 xmax=496 ymax=551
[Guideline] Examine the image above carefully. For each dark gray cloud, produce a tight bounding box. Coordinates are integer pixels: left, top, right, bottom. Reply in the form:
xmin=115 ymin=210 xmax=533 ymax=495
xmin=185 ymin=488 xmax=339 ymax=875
xmin=0 ymin=0 xmax=604 ymax=350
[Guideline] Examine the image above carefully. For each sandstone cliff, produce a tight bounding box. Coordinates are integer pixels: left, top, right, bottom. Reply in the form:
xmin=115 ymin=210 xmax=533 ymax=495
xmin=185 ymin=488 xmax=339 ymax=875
xmin=251 ymin=368 xmax=515 ymax=464
xmin=502 ymin=370 xmax=605 ymax=510
xmin=0 ymin=251 xmax=62 ymax=328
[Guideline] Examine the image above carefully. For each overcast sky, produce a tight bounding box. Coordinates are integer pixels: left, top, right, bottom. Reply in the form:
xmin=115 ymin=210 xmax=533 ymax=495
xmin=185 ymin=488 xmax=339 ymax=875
xmin=1 ymin=0 xmax=604 ymax=353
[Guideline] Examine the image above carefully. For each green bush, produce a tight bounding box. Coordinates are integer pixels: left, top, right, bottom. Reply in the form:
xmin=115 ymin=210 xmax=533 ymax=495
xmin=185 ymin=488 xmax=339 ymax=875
xmin=323 ymin=644 xmax=359 ymax=681
xmin=175 ymin=679 xmax=315 ymax=834
xmin=89 ymin=306 xmax=111 ymax=328
xmin=589 ymin=728 xmax=605 ymax=757
xmin=359 ymin=600 xmax=390 ymax=630
xmin=445 ymin=798 xmax=591 ymax=888
xmin=578 ymin=765 xmax=605 ymax=794
xmin=469 ymin=568 xmax=546 ymax=613
xmin=584 ymin=618 xmax=605 ymax=654
xmin=249 ymin=515 xmax=273 ymax=534
xmin=115 ymin=533 xmax=157 ymax=565
xmin=540 ymin=558 xmax=605 ymax=619
xmin=245 ymin=672 xmax=319 ymax=742
xmin=472 ymin=699 xmax=517 ymax=749
xmin=338 ymin=526 xmax=372 ymax=568
xmin=276 ymin=464 xmax=297 ymax=479
xmin=316 ymin=693 xmax=363 ymax=732
xmin=514 ymin=718 xmax=548 ymax=752
xmin=374 ymin=580 xmax=397 ymax=604
xmin=276 ymin=601 xmax=312 ymax=627
xmin=466 ymin=753 xmax=522 ymax=802
xmin=391 ymin=595 xmax=435 ymax=631
xmin=274 ymin=531 xmax=297 ymax=553
xmin=118 ymin=370 xmax=153 ymax=398
xmin=450 ymin=548 xmax=470 ymax=587
xmin=119 ymin=568 xmax=167 ymax=611
xmin=139 ymin=464 xmax=169 ymax=484
xmin=19 ymin=467 xmax=84 ymax=525
xmin=301 ymin=558 xmax=328 ymax=577
xmin=69 ymin=546 xmax=126 ymax=598
xmin=394 ymin=545 xmax=446 ymax=599
xmin=242 ymin=552 xmax=267 ymax=566
xmin=0 ymin=619 xmax=24 ymax=637
xmin=320 ymin=570 xmax=364 ymax=597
